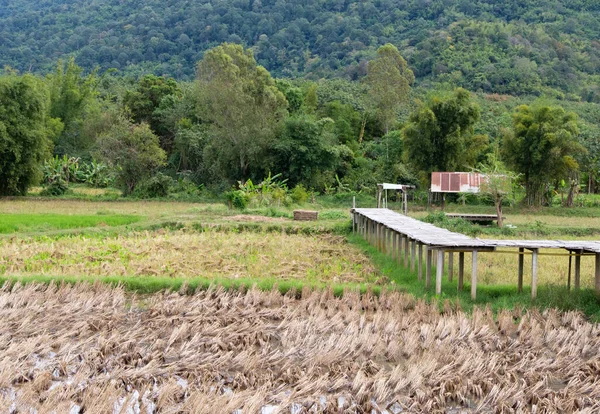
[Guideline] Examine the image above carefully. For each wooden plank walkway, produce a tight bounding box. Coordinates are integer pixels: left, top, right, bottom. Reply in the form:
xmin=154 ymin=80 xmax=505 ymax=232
xmin=352 ymin=208 xmax=600 ymax=300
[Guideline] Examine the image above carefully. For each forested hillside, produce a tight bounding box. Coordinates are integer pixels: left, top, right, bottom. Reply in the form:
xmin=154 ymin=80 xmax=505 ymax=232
xmin=1 ymin=0 xmax=600 ymax=99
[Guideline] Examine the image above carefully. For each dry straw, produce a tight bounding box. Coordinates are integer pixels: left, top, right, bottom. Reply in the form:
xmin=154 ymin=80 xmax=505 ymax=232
xmin=0 ymin=283 xmax=598 ymax=412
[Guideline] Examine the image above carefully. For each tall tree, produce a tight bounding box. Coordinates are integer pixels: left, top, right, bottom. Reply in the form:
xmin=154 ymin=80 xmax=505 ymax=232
xmin=0 ymin=74 xmax=53 ymax=195
xmin=196 ymin=43 xmax=287 ymax=181
xmin=95 ymin=118 xmax=166 ymax=195
xmin=365 ymin=44 xmax=414 ymax=135
xmin=271 ymin=115 xmax=337 ymax=188
xmin=47 ymin=57 xmax=97 ymax=155
xmin=403 ymin=88 xmax=486 ymax=185
xmin=123 ymin=74 xmax=181 ymax=151
xmin=503 ymin=104 xmax=584 ymax=206
xmin=475 ymin=150 xmax=518 ymax=228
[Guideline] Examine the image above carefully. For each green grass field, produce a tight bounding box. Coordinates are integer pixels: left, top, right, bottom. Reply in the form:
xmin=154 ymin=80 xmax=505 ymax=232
xmin=0 ymin=213 xmax=141 ymax=234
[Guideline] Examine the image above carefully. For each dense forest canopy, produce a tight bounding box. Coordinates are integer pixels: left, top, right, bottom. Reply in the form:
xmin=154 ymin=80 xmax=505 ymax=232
xmin=1 ymin=0 xmax=600 ymax=99
xmin=1 ymin=2 xmax=600 ymax=211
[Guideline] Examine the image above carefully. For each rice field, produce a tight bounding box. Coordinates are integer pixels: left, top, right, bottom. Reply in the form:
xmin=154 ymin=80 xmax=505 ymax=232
xmin=449 ymin=248 xmax=597 ymax=289
xmin=0 ymin=231 xmax=378 ymax=284
xmin=1 ymin=283 xmax=599 ymax=413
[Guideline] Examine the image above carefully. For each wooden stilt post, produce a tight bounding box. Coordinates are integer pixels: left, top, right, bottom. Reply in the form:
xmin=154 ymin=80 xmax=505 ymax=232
xmin=471 ymin=250 xmax=478 ymax=300
xmin=518 ymin=247 xmax=524 ymax=293
xmin=532 ymin=248 xmax=538 ymax=300
xmin=448 ymin=252 xmax=454 ymax=282
xmin=383 ymin=227 xmax=388 ymax=254
xmin=436 ymin=249 xmax=444 ymax=295
xmin=575 ymin=250 xmax=581 ymax=290
xmin=426 ymin=247 xmax=432 ymax=289
xmin=410 ymin=240 xmax=416 ymax=272
xmin=595 ymin=252 xmax=600 ymax=294
xmin=392 ymin=230 xmax=397 ymax=260
xmin=458 ymin=252 xmax=465 ymax=290
xmin=418 ymin=243 xmax=423 ymax=281
xmin=404 ymin=237 xmax=409 ymax=268
xmin=371 ymin=221 xmax=375 ymax=246
xmin=568 ymin=251 xmax=572 ymax=291
xmin=397 ymin=234 xmax=402 ymax=265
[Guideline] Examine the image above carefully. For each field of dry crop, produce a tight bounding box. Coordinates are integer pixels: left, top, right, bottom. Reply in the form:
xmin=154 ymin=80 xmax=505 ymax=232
xmin=1 ymin=283 xmax=599 ymax=413
xmin=0 ymin=231 xmax=377 ymax=284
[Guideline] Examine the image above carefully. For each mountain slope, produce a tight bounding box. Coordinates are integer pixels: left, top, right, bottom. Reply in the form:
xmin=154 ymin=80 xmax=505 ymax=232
xmin=1 ymin=0 xmax=599 ymax=99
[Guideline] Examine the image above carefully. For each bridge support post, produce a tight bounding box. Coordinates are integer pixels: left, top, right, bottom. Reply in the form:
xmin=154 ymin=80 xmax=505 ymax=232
xmin=411 ymin=240 xmax=416 ymax=272
xmin=426 ymin=247 xmax=432 ymax=289
xmin=458 ymin=252 xmax=464 ymax=290
xmin=448 ymin=252 xmax=454 ymax=282
xmin=471 ymin=250 xmax=478 ymax=300
xmin=436 ymin=249 xmax=444 ymax=295
xmin=532 ymin=248 xmax=539 ymax=300
xmin=575 ymin=250 xmax=582 ymax=290
xmin=418 ymin=243 xmax=423 ymax=281
xmin=595 ymin=253 xmax=600 ymax=294
xmin=518 ymin=248 xmax=524 ymax=293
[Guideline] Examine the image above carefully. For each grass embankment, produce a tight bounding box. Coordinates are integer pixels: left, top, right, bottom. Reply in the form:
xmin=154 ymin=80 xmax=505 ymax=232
xmin=348 ymin=235 xmax=600 ymax=321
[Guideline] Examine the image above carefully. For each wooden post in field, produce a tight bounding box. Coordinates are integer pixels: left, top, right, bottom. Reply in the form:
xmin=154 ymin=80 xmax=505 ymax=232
xmin=410 ymin=240 xmax=416 ymax=272
xmin=574 ymin=250 xmax=581 ymax=290
xmin=448 ymin=252 xmax=454 ymax=282
xmin=436 ymin=249 xmax=444 ymax=295
xmin=404 ymin=237 xmax=409 ymax=268
xmin=518 ymin=248 xmax=524 ymax=293
xmin=397 ymin=234 xmax=402 ymax=265
xmin=568 ymin=251 xmax=572 ymax=291
xmin=426 ymin=247 xmax=432 ymax=289
xmin=531 ymin=248 xmax=539 ymax=300
xmin=471 ymin=250 xmax=478 ymax=300
xmin=458 ymin=252 xmax=465 ymax=290
xmin=595 ymin=252 xmax=600 ymax=294
xmin=392 ymin=230 xmax=397 ymax=260
xmin=418 ymin=243 xmax=423 ymax=281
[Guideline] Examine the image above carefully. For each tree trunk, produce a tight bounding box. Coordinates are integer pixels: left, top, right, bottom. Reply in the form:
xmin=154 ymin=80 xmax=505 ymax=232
xmin=358 ymin=115 xmax=366 ymax=144
xmin=495 ymin=198 xmax=503 ymax=228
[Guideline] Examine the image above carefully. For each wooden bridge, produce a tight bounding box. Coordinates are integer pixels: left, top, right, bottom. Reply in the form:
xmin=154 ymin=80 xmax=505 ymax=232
xmin=352 ymin=208 xmax=600 ymax=299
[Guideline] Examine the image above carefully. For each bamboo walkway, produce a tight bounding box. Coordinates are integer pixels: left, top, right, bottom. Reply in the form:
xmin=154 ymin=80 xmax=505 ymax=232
xmin=352 ymin=208 xmax=600 ymax=299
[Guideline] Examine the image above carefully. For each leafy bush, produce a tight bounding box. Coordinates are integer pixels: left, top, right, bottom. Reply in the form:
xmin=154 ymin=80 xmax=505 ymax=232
xmin=228 ymin=173 xmax=291 ymax=209
xmin=133 ymin=172 xmax=174 ymax=198
xmin=40 ymin=178 xmax=70 ymax=196
xmin=422 ymin=212 xmax=479 ymax=236
xmin=170 ymin=177 xmax=203 ymax=199
xmin=76 ymin=160 xmax=114 ymax=188
xmin=290 ymin=184 xmax=309 ymax=204
xmin=225 ymin=190 xmax=250 ymax=210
